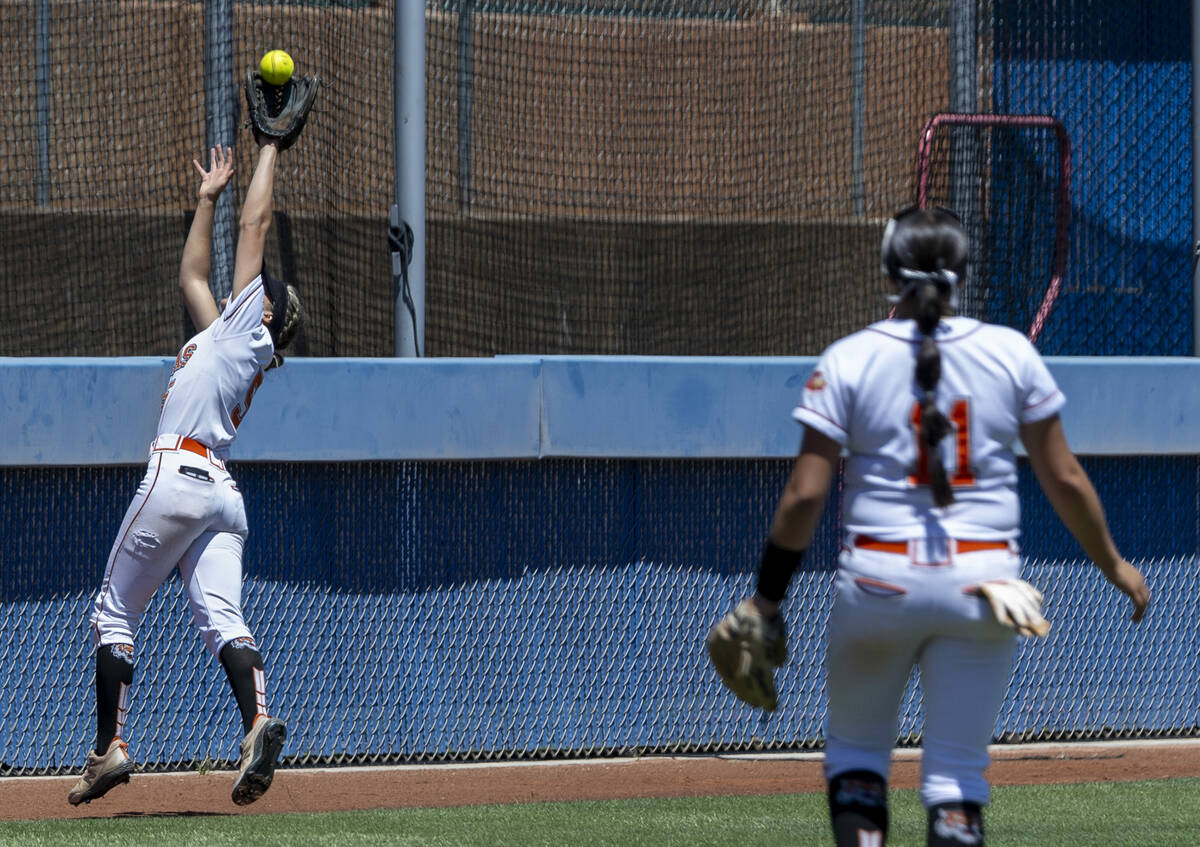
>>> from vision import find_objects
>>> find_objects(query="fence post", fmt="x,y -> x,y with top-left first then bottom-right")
35,0 -> 51,207
394,0 -> 426,357
203,0 -> 236,303
949,0 -> 982,315
851,0 -> 864,217
1192,0 -> 1200,353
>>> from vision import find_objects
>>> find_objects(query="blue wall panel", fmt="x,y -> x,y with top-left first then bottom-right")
8,357 -> 1200,464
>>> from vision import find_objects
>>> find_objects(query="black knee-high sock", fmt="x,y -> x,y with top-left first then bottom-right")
219,638 -> 267,734
95,644 -> 135,755
828,770 -> 888,847
927,802 -> 984,846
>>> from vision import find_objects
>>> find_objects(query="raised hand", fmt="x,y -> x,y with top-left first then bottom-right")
193,146 -> 235,202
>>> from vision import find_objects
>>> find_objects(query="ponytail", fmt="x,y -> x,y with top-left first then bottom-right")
881,206 -> 967,510
914,279 -> 954,507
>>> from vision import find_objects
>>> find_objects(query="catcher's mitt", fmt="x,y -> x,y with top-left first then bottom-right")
705,599 -> 788,711
244,70 -> 320,151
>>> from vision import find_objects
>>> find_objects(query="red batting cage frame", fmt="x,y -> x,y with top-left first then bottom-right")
913,113 -> 1072,343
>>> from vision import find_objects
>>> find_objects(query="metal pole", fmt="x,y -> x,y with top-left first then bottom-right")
35,0 -> 50,206
949,0 -> 978,213
203,0 -> 236,303
949,0 -> 980,314
851,0 -> 864,218
394,0 -> 426,357
1193,0 -> 1200,353
457,0 -> 475,214
949,0 -> 977,114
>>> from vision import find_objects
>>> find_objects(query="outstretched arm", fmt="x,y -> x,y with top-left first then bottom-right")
1021,414 -> 1149,621
179,146 -> 234,329
231,142 -> 279,300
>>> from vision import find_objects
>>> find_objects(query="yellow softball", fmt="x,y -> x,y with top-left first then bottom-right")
259,50 -> 294,86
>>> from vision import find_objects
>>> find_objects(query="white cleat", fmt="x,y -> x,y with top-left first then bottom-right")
67,739 -> 135,806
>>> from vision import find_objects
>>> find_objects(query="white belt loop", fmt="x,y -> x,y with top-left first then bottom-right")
150,433 -> 225,472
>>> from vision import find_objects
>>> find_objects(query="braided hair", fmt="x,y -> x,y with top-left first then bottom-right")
881,207 -> 969,507
266,284 -> 306,371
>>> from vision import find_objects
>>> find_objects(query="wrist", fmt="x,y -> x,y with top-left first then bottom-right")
755,539 -> 806,605
751,593 -> 781,619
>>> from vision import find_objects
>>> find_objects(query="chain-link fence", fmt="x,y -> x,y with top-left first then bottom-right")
3,456 -> 1198,773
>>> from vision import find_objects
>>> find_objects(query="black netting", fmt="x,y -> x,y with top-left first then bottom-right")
0,1 -> 394,357
0,2 -> 1189,357
917,116 -> 1067,340
425,2 -> 933,354
990,0 -> 1192,354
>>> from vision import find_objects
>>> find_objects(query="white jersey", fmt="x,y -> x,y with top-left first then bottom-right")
793,316 -> 1064,541
156,275 -> 274,458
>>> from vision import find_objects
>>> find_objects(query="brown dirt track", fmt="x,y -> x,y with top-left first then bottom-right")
4,740 -> 1199,822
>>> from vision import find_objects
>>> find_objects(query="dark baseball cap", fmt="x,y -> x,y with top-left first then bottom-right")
260,262 -> 288,342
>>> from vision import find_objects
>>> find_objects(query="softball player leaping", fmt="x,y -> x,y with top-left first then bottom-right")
68,138 -> 305,806
707,207 -> 1149,847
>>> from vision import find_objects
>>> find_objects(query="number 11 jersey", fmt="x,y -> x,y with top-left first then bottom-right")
793,316 -> 1064,541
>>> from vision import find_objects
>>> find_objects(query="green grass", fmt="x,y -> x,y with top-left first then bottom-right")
3,779 -> 1198,846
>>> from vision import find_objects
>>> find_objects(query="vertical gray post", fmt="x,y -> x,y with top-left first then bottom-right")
1193,0 -> 1200,353
457,0 -> 475,214
949,0 -> 977,114
851,0 -> 865,217
204,0 -> 236,302
949,0 -> 980,313
394,0 -> 426,357
35,0 -> 51,206
948,0 -> 978,214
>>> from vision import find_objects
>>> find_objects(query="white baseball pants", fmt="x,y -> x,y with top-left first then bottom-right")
822,537 -> 1020,808
89,435 -> 255,657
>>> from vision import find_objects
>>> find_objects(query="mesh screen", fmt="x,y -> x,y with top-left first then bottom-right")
990,0 -> 1192,354
0,1 -> 394,358
3,457 -> 1196,774
425,2 -> 940,355
0,1 -> 1189,357
917,116 -> 1067,341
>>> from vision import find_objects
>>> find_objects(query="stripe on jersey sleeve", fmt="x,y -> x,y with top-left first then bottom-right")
792,406 -> 850,444
217,276 -> 267,338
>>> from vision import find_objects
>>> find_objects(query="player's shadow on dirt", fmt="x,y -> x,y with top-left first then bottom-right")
109,811 -> 226,818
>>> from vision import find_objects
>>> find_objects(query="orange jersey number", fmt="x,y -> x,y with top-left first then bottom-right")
908,398 -> 976,487
231,370 -> 264,429
160,343 -> 198,408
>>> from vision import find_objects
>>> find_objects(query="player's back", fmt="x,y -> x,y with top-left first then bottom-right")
795,316 -> 1063,541
156,279 -> 275,456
